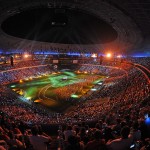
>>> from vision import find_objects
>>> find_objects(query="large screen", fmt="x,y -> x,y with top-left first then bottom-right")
53,60 -> 59,63
73,60 -> 78,64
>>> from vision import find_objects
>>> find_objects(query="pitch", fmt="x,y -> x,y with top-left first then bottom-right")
9,71 -> 105,112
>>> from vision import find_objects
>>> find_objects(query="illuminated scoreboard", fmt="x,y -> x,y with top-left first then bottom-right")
52,58 -> 78,65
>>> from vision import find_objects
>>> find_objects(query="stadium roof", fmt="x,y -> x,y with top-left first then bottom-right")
0,0 -> 150,56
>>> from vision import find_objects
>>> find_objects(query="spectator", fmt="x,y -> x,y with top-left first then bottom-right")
63,125 -> 76,141
28,126 -> 51,150
85,129 -> 107,150
65,135 -> 84,150
7,131 -> 25,149
106,126 -> 132,150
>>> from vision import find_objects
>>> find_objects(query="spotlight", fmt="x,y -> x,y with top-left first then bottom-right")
19,79 -> 23,83
26,97 -> 31,100
106,53 -> 111,58
117,55 -> 122,58
24,54 -> 29,58
91,53 -> 97,58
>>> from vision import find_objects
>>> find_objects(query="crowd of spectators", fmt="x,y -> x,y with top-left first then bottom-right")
0,57 -> 150,150
127,57 -> 150,69
0,60 -> 50,71
78,64 -> 126,77
0,65 -> 52,84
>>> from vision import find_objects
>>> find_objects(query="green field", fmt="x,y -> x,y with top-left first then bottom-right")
9,71 -> 105,112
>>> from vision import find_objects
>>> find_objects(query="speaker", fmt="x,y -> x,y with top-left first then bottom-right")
10,56 -> 14,66
99,55 -> 103,65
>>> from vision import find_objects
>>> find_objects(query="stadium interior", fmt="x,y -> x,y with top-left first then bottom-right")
0,0 -> 150,150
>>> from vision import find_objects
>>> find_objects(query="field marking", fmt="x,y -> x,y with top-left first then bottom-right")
38,84 -> 56,102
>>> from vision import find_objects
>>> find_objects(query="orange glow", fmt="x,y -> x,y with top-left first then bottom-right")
19,79 -> 23,83
19,89 -> 24,95
34,99 -> 42,103
106,53 -> 111,58
24,54 -> 29,58
29,77 -> 32,80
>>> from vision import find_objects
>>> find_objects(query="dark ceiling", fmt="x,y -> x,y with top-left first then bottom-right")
1,7 -> 117,44
109,0 -> 150,56
0,0 -> 150,55
110,0 -> 150,37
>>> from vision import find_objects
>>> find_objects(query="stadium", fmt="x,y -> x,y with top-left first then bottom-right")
0,0 -> 150,150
